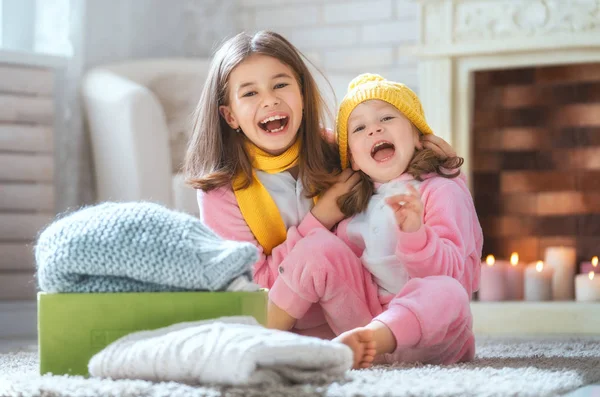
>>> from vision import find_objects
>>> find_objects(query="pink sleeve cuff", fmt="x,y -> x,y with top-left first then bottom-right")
297,211 -> 328,237
397,226 -> 428,253
268,277 -> 313,320
374,304 -> 422,350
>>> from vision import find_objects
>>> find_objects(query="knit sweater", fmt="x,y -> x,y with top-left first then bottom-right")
35,202 -> 258,293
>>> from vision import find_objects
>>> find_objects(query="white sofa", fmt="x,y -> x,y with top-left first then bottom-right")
82,58 -> 212,216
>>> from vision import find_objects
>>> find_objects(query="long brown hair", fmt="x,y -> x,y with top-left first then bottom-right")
185,31 -> 339,196
337,128 -> 464,217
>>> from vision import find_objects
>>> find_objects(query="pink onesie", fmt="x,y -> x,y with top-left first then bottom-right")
198,183 -> 339,339
198,173 -> 483,365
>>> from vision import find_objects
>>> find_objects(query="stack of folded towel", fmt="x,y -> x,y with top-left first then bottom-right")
89,316 -> 353,386
35,202 -> 259,293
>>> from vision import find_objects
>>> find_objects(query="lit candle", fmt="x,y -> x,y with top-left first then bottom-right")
544,246 -> 576,300
524,261 -> 554,301
479,255 -> 506,301
580,256 -> 599,274
505,252 -> 524,301
575,271 -> 600,302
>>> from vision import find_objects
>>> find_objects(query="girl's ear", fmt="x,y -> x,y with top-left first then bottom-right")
219,105 -> 238,129
414,129 -> 424,151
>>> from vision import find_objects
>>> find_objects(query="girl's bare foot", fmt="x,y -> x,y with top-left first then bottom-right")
334,327 -> 377,369
365,320 -> 397,355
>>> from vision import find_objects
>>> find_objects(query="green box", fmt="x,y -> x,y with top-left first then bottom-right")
37,290 -> 268,376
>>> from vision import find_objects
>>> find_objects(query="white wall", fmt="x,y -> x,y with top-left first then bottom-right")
234,0 -> 420,119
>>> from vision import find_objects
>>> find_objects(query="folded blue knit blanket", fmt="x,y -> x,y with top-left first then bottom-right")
35,202 -> 258,293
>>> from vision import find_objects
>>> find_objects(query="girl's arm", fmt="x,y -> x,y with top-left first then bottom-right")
197,187 -> 327,289
395,177 -> 483,295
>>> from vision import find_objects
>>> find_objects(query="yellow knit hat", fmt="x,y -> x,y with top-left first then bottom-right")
336,73 -> 434,169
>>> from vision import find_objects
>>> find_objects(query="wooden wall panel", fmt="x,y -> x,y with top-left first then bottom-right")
0,243 -> 35,271
0,183 -> 55,211
0,125 -> 54,153
0,63 -> 56,301
0,65 -> 54,96
0,153 -> 54,182
0,95 -> 54,124
0,214 -> 53,241
0,273 -> 37,300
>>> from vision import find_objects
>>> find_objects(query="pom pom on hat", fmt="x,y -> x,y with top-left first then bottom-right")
347,73 -> 386,91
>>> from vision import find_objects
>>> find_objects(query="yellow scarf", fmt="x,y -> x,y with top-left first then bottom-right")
233,139 -> 301,255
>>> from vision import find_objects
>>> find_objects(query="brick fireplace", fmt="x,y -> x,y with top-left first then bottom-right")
415,0 -> 600,267
472,63 -> 600,265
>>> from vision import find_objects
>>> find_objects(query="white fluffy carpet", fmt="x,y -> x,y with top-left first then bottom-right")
1,336 -> 599,397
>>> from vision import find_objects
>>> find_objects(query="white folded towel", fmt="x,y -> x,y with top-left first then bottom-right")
88,316 -> 352,386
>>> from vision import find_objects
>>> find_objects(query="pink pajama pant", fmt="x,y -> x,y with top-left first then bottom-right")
268,229 -> 475,365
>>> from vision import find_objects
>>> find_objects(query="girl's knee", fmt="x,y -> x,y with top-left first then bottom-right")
278,232 -> 364,301
292,230 -> 356,270
433,276 -> 468,298
432,277 -> 472,322
404,276 -> 471,314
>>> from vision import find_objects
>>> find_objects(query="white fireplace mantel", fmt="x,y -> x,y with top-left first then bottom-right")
415,0 -> 600,183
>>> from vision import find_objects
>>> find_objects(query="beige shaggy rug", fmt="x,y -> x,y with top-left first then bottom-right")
1,336 -> 599,397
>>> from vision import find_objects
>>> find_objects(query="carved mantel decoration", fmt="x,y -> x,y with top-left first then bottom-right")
420,0 -> 600,53
453,0 -> 600,40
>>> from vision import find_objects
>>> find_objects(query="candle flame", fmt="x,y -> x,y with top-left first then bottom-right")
590,271 -> 595,281
536,261 -> 544,272
510,252 -> 519,266
486,255 -> 495,266
593,256 -> 598,267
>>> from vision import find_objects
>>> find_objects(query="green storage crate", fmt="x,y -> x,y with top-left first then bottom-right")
38,290 -> 268,376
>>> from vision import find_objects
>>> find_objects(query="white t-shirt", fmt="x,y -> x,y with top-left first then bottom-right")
256,170 -> 313,230
346,179 -> 422,296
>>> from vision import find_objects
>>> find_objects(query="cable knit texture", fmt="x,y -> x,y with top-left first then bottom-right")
35,202 -> 258,293
88,316 -> 352,386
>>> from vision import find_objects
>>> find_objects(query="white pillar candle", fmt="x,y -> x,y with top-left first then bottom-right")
575,271 -> 600,302
544,246 -> 576,300
505,252 -> 524,301
479,255 -> 506,301
525,261 -> 554,301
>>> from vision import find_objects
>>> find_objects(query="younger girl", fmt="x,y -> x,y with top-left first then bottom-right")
267,74 -> 483,369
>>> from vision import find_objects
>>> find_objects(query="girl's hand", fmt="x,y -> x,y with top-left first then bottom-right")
311,168 -> 360,230
385,184 -> 424,233
419,135 -> 456,158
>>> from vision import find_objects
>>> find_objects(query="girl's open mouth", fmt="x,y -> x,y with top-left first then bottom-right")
258,115 -> 289,133
371,141 -> 395,162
